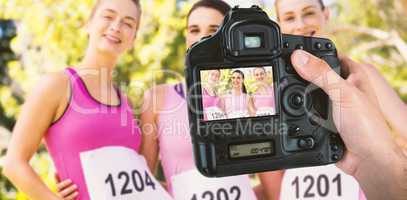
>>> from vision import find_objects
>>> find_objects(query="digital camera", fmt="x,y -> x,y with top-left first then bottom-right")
185,6 -> 345,177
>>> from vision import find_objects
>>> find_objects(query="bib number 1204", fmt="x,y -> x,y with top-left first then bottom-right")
105,169 -> 156,197
191,186 -> 241,200
292,173 -> 342,199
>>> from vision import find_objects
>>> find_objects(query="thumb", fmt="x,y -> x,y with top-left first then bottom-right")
291,50 -> 349,100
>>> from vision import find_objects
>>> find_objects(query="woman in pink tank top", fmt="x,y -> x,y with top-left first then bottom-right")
202,69 -> 226,120
140,1 -> 263,200
252,67 -> 276,117
223,70 -> 256,118
3,1 -> 171,200
259,1 -> 367,200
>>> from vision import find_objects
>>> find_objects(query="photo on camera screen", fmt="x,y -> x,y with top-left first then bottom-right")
200,66 -> 276,121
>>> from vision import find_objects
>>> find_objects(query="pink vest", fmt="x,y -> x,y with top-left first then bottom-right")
45,68 -> 141,200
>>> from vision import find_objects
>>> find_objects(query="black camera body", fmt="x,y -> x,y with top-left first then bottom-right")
185,6 -> 345,177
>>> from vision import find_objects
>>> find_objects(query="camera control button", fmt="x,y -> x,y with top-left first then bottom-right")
326,42 -> 333,49
283,42 -> 290,48
298,137 -> 315,149
288,125 -> 301,137
296,44 -> 304,50
331,154 -> 340,161
283,85 -> 307,116
290,93 -> 304,108
331,144 -> 339,152
315,42 -> 322,50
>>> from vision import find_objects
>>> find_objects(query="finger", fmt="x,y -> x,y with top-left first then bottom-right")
291,50 -> 349,100
57,179 -> 72,191
342,56 -> 396,127
64,191 -> 79,200
54,173 -> 61,182
337,53 -> 352,78
338,53 -> 358,74
59,184 -> 78,198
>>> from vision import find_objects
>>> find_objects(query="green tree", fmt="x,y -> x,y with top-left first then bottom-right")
329,0 -> 407,102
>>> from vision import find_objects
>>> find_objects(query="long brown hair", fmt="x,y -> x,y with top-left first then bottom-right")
231,70 -> 247,94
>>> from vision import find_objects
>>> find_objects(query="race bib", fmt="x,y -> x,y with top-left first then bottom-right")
281,164 -> 360,200
227,111 -> 249,119
80,146 -> 173,200
171,169 -> 257,200
255,107 -> 275,116
205,106 -> 226,120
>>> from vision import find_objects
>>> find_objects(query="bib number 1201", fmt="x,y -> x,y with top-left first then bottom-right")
292,173 -> 342,199
105,169 -> 156,197
191,186 -> 241,200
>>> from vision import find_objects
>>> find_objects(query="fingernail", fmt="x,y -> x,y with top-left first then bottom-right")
292,50 -> 310,68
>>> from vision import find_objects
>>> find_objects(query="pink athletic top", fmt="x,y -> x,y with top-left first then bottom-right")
223,91 -> 251,118
202,88 -> 222,120
252,86 -> 275,108
202,88 -> 220,108
45,68 -> 141,200
152,83 -> 194,194
152,83 -> 253,195
252,87 -> 275,116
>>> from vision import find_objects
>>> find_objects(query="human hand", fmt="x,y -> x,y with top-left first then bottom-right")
290,50 -> 407,200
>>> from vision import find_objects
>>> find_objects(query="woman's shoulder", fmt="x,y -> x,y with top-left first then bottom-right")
21,70 -> 70,115
142,83 -> 183,110
34,70 -> 70,98
145,83 -> 179,97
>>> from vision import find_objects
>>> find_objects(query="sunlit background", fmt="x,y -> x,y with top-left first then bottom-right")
0,0 -> 406,199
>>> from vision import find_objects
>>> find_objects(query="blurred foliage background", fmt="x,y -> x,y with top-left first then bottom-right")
0,0 -> 406,199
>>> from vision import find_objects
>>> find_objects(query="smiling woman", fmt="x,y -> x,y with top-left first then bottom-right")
2,0 -> 170,200
257,1 -> 368,200
275,0 -> 329,37
85,0 -> 141,57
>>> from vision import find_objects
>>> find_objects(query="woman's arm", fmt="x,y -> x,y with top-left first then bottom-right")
3,72 -> 69,200
139,87 -> 161,173
248,96 -> 256,116
258,170 -> 284,200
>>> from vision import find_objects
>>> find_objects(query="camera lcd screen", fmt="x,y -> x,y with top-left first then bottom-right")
244,34 -> 263,48
200,66 -> 276,121
229,142 -> 274,159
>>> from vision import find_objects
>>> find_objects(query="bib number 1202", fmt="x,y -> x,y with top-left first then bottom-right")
191,186 -> 241,200
292,174 -> 342,199
105,169 -> 156,197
